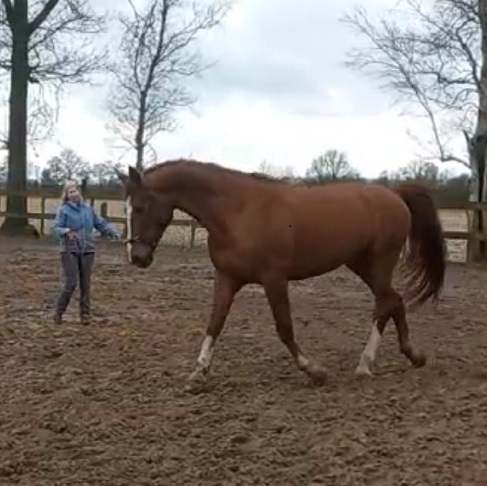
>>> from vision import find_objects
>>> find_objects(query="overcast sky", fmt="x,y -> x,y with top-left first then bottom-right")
0,0 -> 469,178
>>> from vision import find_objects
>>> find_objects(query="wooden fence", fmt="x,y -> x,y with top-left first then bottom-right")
0,188 -> 202,248
433,201 -> 487,262
1,189 -> 487,257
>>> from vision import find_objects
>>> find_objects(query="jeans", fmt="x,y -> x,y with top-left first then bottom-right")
56,252 -> 95,316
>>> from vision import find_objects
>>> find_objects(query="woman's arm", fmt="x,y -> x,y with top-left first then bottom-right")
52,206 -> 70,239
92,209 -> 120,239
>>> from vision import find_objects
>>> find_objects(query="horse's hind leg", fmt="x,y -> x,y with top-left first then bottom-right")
349,250 -> 426,376
187,271 -> 242,383
263,275 -> 327,385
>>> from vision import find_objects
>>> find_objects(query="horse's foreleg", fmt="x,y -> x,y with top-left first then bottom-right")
187,271 -> 241,383
263,276 -> 327,385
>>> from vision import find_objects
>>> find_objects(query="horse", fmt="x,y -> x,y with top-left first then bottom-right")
117,159 -> 446,386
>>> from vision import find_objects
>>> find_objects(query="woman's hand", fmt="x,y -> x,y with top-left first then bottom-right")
66,230 -> 78,240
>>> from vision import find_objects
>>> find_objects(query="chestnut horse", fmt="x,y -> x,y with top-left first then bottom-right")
118,159 -> 446,386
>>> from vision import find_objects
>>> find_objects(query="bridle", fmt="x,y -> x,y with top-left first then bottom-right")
122,236 -> 139,245
123,235 -> 158,251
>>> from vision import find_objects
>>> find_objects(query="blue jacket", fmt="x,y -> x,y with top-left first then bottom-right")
52,199 -> 119,253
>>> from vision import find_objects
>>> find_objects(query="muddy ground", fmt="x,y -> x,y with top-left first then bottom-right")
0,237 -> 486,486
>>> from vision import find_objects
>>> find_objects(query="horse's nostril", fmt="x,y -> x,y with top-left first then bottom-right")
131,253 -> 151,268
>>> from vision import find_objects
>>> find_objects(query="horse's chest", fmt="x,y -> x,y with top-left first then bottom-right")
207,235 -> 274,282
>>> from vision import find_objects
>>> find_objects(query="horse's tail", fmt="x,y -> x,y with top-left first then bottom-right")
394,182 -> 447,306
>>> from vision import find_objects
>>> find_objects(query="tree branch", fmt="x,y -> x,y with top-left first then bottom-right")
28,0 -> 59,35
0,0 -> 106,149
1,0 -> 12,27
107,0 -> 231,166
342,0 -> 481,170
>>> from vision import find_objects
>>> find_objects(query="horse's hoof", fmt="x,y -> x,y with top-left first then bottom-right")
185,382 -> 206,394
187,367 -> 208,383
307,364 -> 328,386
354,366 -> 373,378
185,373 -> 207,394
411,351 -> 427,368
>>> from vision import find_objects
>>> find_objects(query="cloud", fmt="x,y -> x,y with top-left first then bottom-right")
144,95 -> 431,178
1,0 -> 469,180
190,0 -> 394,117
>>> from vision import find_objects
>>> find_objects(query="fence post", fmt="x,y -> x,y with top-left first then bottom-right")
481,205 -> 487,256
190,219 -> 197,249
466,205 -> 485,262
100,201 -> 108,218
40,197 -> 46,236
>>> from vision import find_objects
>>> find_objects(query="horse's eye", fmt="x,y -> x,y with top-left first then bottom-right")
133,205 -> 144,214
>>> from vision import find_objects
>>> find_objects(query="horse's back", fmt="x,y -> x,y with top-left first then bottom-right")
214,179 -> 412,282
281,181 -> 411,278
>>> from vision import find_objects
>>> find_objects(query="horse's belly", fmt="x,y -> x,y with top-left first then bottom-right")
288,245 -> 361,279
288,216 -> 371,279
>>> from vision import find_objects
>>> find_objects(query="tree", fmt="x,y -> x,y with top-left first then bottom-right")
305,149 -> 360,181
40,167 -> 56,186
0,0 -> 106,235
342,0 -> 487,259
45,148 -> 90,184
106,0 -> 231,169
395,160 -> 440,183
257,160 -> 296,179
0,156 -> 6,186
91,160 -> 124,185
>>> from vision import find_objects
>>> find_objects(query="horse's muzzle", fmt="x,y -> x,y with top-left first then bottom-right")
131,252 -> 153,268
124,237 -> 155,268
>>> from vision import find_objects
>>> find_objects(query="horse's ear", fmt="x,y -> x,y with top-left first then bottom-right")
115,167 -> 128,185
128,166 -> 142,186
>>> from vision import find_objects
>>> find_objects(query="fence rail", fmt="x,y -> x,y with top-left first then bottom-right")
0,189 -> 202,248
1,189 -> 487,254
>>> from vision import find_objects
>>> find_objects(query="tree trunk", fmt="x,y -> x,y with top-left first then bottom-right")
134,95 -> 148,171
464,0 -> 487,261
0,0 -> 37,237
466,138 -> 487,261
135,141 -> 144,171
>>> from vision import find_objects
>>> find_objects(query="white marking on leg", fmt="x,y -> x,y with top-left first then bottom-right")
125,196 -> 133,263
355,323 -> 382,376
197,335 -> 214,370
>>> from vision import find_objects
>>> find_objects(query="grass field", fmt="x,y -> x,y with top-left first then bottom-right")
0,196 -> 469,262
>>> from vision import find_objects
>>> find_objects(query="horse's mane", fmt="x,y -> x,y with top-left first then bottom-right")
142,158 -> 316,187
142,158 -> 369,189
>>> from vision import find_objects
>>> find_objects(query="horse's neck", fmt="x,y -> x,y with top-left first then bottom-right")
175,191 -> 223,232
158,166 -> 231,234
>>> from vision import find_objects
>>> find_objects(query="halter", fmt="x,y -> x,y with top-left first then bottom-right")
123,236 -> 140,245
123,235 -> 158,251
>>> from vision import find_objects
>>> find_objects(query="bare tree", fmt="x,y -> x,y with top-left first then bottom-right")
394,160 -> 440,183
45,148 -> 90,183
342,0 -> 487,259
0,155 -> 6,184
257,160 -> 296,179
305,149 -> 360,181
107,0 -> 231,169
0,0 -> 106,235
91,160 -> 124,185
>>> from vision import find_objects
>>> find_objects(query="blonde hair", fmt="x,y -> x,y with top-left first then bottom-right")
61,180 -> 80,203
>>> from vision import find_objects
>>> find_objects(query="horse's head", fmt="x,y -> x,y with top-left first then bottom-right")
117,166 -> 174,268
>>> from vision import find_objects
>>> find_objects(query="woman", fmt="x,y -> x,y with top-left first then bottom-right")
52,180 -> 120,325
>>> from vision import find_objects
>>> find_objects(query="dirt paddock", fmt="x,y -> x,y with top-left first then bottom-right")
1,237 -> 487,485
